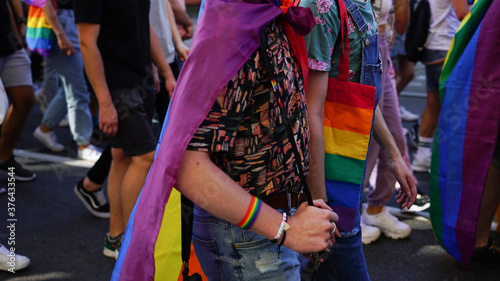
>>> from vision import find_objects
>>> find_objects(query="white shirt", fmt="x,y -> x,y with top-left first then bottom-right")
426,0 -> 460,51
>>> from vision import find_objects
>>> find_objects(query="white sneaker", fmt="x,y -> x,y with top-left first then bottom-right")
400,106 -> 419,122
361,221 -> 381,244
78,144 -> 102,162
0,244 -> 30,272
411,150 -> 431,173
34,88 -> 47,114
362,204 -> 411,239
58,115 -> 69,127
33,126 -> 65,152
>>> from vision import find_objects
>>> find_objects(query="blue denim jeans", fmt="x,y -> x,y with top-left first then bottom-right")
192,205 -> 301,281
41,9 -> 93,146
300,227 -> 369,281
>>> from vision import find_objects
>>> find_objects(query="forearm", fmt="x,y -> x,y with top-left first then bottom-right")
372,107 -> 400,160
394,0 -> 409,35
9,0 -> 24,20
41,1 -> 65,38
305,70 -> 329,201
176,150 -> 284,241
394,0 -> 410,35
6,0 -> 21,42
168,0 -> 193,26
79,40 -> 112,108
451,0 -> 469,21
150,23 -> 174,81
165,0 -> 185,52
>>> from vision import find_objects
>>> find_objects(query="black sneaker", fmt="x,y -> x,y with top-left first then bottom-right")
402,190 -> 430,213
74,179 -> 110,219
467,238 -> 500,270
0,156 -> 36,182
409,122 -> 420,150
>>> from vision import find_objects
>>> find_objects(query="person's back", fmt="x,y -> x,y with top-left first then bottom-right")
427,0 -> 461,51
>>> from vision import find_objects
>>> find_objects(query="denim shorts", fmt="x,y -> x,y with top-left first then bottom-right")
422,50 -> 448,92
192,205 -> 301,281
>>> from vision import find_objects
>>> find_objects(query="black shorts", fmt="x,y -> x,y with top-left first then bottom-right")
110,88 -> 156,157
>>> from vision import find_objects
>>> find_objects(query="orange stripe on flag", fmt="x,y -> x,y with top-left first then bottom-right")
324,102 -> 373,135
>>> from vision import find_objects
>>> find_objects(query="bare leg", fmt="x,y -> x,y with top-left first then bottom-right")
396,56 -> 415,94
0,86 -> 34,161
419,90 -> 441,138
121,151 -> 155,226
108,148 -> 130,237
476,164 -> 500,248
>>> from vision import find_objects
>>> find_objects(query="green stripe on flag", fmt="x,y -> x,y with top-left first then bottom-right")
325,153 -> 365,185
27,27 -> 56,40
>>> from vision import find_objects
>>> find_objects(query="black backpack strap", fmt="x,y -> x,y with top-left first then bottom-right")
258,30 -> 314,207
181,195 -> 202,281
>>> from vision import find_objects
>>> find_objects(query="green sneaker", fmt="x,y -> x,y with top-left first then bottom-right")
103,233 -> 122,259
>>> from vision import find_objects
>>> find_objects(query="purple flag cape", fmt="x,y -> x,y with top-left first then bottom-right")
111,0 -> 315,279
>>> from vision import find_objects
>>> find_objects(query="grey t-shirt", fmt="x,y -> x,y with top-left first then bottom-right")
150,0 -> 176,64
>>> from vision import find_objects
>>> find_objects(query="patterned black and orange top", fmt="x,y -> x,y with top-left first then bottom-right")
186,21 -> 310,197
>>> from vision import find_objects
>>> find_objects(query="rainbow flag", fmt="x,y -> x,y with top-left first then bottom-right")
26,5 -> 55,58
430,0 -> 500,266
22,0 -> 47,7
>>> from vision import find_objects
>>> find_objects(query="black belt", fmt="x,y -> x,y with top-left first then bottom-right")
261,193 -> 307,209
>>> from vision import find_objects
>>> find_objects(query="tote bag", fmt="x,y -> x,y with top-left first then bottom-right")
26,1 -> 56,58
324,0 -> 377,232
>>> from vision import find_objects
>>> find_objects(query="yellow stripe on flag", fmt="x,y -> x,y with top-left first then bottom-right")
27,16 -> 52,29
325,127 -> 370,160
154,189 -> 182,281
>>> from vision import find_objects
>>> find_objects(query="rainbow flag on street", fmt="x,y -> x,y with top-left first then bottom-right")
430,0 -> 500,266
26,4 -> 55,58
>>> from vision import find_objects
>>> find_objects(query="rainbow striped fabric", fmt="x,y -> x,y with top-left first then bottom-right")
26,5 -> 55,58
22,0 -> 47,7
324,77 -> 376,232
430,0 -> 500,266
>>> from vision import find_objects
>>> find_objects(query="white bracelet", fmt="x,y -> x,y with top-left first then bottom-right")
272,212 -> 287,243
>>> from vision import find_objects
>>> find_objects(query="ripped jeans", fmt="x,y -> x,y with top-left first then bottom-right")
192,205 -> 301,281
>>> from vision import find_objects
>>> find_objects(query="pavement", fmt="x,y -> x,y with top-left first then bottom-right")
1,6 -> 499,281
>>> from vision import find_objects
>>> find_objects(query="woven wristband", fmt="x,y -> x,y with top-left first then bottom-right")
236,196 -> 262,230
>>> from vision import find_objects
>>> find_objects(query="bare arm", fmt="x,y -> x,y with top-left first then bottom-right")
165,0 -> 189,61
42,1 -> 74,56
150,22 -> 176,97
77,23 -> 117,136
305,69 -> 330,202
168,0 -> 193,39
372,107 -> 417,208
176,150 -> 339,253
8,0 -> 26,38
5,0 -> 22,46
394,0 -> 409,35
451,0 -> 469,21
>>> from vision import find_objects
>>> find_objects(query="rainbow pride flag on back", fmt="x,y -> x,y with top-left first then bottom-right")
430,0 -> 500,266
26,4 -> 55,58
